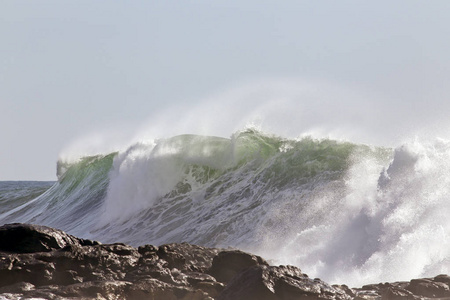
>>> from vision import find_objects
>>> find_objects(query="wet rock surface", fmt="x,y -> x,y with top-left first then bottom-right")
0,223 -> 449,299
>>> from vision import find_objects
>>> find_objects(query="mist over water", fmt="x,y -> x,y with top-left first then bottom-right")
60,78 -> 449,161
4,79 -> 450,287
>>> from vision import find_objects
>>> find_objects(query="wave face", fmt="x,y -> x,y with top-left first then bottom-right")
0,154 -> 115,238
4,129 -> 450,286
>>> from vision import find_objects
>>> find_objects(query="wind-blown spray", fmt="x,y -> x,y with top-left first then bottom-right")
3,80 -> 450,286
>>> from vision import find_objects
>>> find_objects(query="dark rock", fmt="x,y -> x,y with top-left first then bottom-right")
101,243 -> 138,256
138,244 -> 159,258
196,281 -> 224,298
0,282 -> 35,293
361,283 -> 381,291
53,269 -> 84,285
354,279 -> 450,300
209,250 -> 269,283
125,278 -> 211,300
185,271 -> 218,286
157,244 -> 187,270
433,274 -> 450,285
218,264 -> 350,300
185,271 -> 225,298
0,253 -> 56,286
58,280 -> 131,299
406,278 -> 450,298
333,284 -> 356,298
3,223 -> 450,300
353,290 -> 380,300
0,223 -> 88,253
381,287 -> 416,300
0,224 -> 224,299
157,242 -> 221,273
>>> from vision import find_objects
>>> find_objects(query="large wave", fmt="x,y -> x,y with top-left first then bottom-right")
4,128 -> 450,286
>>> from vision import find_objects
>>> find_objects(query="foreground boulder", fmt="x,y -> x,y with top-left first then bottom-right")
208,250 -> 269,283
1,223 -> 450,299
219,264 -> 350,300
0,223 -> 98,253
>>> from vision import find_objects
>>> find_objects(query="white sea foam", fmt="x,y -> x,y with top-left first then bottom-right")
87,133 -> 450,286
254,138 -> 450,286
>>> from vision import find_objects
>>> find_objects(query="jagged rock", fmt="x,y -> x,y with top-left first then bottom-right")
355,277 -> 450,300
381,286 -> 416,300
0,224 -> 223,299
406,278 -> 450,298
353,290 -> 380,300
218,264 -> 350,300
185,272 -> 225,297
0,282 -> 35,294
0,223 -> 98,253
333,284 -> 356,298
58,280 -> 131,299
158,242 -> 221,273
125,278 -> 212,300
138,244 -> 159,258
3,223 -> 450,300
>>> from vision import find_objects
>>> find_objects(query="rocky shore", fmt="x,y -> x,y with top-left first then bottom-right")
0,223 -> 449,299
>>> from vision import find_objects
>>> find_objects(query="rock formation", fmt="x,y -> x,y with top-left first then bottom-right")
0,223 -> 449,299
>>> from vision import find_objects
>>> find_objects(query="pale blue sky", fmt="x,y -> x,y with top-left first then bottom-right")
2,1 -> 450,180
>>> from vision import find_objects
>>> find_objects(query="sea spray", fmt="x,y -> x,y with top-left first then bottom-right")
101,135 -> 237,223
259,138 -> 450,286
5,130 -> 450,286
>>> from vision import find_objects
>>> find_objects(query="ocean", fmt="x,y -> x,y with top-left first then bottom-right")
2,128 -> 450,287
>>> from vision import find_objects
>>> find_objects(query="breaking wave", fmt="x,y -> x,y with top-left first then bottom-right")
3,129 -> 450,286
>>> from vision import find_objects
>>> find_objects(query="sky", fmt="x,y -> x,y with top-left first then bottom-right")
2,1 -> 450,180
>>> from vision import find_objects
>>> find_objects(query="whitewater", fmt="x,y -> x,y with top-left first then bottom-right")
3,80 -> 450,287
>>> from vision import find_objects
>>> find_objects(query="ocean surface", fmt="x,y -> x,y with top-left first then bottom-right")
2,129 -> 450,286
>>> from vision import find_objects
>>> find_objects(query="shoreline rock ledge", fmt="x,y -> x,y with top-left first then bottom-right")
0,224 -> 449,300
